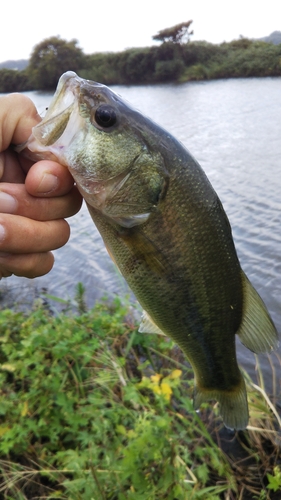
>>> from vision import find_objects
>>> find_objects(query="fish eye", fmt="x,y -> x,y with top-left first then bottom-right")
94,104 -> 117,128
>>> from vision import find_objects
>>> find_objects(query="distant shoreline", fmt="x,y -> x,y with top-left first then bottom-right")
1,34 -> 281,93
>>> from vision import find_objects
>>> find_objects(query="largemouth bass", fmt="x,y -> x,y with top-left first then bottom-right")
19,71 -> 278,429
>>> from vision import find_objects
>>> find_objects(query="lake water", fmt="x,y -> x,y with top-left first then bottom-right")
1,77 -> 281,391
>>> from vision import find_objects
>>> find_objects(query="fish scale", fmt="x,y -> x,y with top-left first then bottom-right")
18,71 -> 279,430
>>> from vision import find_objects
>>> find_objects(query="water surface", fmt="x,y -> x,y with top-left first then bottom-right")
1,77 -> 281,389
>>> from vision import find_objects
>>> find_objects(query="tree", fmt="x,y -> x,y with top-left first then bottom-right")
152,21 -> 193,45
0,68 -> 30,92
28,36 -> 84,89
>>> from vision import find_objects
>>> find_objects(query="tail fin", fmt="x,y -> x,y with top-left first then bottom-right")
193,373 -> 249,430
238,272 -> 279,354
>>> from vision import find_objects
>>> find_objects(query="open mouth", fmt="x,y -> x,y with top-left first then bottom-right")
32,72 -> 82,147
16,72 -> 85,162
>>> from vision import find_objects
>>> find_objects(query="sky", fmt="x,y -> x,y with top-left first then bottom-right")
1,0 -> 280,62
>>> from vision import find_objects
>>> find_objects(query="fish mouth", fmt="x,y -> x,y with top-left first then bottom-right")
32,71 -> 108,148
31,72 -> 82,148
17,71 -> 103,162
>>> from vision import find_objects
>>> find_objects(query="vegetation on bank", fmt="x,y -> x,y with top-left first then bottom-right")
0,28 -> 281,92
0,289 -> 281,499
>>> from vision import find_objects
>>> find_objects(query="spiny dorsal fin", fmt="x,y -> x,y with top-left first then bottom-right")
139,310 -> 166,336
237,272 -> 279,354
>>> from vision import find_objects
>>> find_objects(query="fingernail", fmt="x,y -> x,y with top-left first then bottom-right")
37,173 -> 59,194
0,224 -> 6,242
0,192 -> 18,213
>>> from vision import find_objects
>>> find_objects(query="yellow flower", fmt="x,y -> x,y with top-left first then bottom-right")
138,370 -> 182,403
169,369 -> 182,380
159,382 -> 173,401
150,373 -> 162,384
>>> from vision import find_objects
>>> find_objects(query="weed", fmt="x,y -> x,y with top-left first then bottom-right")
0,294 -> 280,499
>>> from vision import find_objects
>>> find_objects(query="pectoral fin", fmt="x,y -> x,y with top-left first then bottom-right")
119,229 -> 167,275
110,212 -> 151,228
237,272 -> 279,353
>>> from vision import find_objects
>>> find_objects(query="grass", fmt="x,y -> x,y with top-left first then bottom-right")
0,287 -> 280,499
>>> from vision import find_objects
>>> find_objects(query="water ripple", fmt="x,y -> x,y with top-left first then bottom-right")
1,77 -> 281,386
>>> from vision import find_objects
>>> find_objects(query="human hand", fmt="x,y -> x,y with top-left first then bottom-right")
0,93 -> 82,279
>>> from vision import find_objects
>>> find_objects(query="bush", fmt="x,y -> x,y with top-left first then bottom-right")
154,59 -> 185,81
0,69 -> 30,93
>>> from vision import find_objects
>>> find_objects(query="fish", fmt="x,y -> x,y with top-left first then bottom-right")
18,71 -> 278,430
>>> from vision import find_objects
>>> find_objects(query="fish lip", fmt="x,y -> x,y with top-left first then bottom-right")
43,71 -> 81,119
57,71 -> 107,103
27,72 -> 84,150
15,72 -> 84,158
